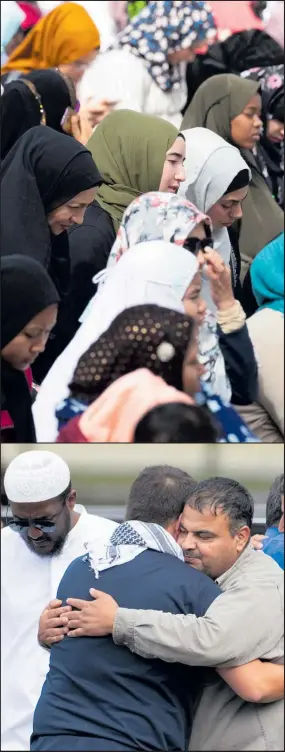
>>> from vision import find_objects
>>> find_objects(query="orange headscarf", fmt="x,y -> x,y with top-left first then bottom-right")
1,2 -> 100,75
76,369 -> 193,443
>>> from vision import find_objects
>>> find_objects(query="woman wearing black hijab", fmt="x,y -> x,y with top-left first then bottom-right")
1,125 -> 102,379
1,255 -> 59,443
1,68 -> 77,159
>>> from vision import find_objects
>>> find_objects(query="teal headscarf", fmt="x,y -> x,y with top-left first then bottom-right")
250,234 -> 284,314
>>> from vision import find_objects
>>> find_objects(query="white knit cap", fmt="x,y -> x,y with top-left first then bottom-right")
4,451 -> 71,503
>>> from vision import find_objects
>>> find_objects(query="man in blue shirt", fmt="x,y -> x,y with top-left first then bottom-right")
263,474 -> 284,569
31,465 -> 221,752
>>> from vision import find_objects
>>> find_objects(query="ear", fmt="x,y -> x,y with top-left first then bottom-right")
174,514 -> 182,539
67,490 -> 77,510
236,525 -> 251,552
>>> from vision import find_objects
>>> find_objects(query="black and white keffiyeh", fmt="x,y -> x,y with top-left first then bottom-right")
86,520 -> 184,578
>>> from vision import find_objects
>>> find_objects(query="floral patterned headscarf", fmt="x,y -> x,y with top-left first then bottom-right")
107,191 -> 211,269
241,65 -> 284,122
118,0 -> 217,92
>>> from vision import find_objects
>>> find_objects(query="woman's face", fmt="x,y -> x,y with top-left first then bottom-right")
208,186 -> 249,229
182,271 -> 207,325
230,94 -> 263,149
159,136 -> 186,193
59,49 -> 99,84
266,118 -> 284,144
182,334 -> 205,397
47,187 -> 98,235
1,305 -> 58,371
168,40 -> 202,65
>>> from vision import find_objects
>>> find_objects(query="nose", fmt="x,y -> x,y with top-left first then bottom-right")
253,114 -> 262,128
28,526 -> 44,539
181,533 -> 196,551
196,251 -> 205,268
72,208 -> 86,225
30,335 -> 47,355
198,298 -> 207,315
233,203 -> 243,220
176,165 -> 186,183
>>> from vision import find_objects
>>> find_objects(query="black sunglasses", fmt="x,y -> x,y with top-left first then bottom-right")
183,223 -> 213,255
6,499 -> 66,534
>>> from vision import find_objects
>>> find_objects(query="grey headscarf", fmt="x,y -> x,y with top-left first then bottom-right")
182,74 -> 284,269
179,127 -> 251,310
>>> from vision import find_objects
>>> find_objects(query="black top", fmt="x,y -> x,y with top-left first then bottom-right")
31,550 -> 220,752
31,201 -> 116,383
67,201 -> 116,333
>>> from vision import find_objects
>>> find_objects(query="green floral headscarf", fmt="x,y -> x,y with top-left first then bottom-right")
87,110 -> 178,232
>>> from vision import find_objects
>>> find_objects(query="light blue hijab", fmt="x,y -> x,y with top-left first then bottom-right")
250,234 -> 284,314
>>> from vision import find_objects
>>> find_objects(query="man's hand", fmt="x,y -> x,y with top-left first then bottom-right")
66,589 -> 119,638
38,599 -> 72,647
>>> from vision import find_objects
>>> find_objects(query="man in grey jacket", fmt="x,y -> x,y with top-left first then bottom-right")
73,477 -> 284,751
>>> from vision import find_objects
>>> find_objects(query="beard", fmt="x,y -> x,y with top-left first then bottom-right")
23,508 -> 72,558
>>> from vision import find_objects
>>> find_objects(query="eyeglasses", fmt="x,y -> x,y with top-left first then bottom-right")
183,236 -> 213,254
6,500 -> 66,534
184,223 -> 213,255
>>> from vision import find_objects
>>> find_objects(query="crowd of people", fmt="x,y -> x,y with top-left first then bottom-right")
1,449 -> 284,750
0,0 -> 284,443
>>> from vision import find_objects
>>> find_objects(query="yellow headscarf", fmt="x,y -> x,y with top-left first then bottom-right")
1,2 -> 100,75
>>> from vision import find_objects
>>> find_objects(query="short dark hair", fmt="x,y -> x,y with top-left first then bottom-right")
185,477 -> 254,535
126,465 -> 197,527
266,474 -> 284,528
134,403 -> 219,443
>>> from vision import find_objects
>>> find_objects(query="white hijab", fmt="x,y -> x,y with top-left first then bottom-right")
179,127 -> 251,311
33,241 -> 198,441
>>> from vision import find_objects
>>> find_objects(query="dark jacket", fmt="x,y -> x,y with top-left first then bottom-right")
67,201 -> 116,329
31,550 -> 220,752
221,227 -> 258,405
218,324 -> 258,406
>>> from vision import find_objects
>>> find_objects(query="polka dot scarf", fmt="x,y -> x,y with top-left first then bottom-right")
68,303 -> 195,402
118,0 -> 217,92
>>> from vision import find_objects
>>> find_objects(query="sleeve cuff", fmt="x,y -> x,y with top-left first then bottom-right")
113,608 -> 137,650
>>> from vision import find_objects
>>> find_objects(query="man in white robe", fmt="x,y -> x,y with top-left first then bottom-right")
1,449 -> 117,752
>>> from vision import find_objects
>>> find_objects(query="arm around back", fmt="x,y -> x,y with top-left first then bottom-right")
113,581 -> 283,668
217,660 -> 284,703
